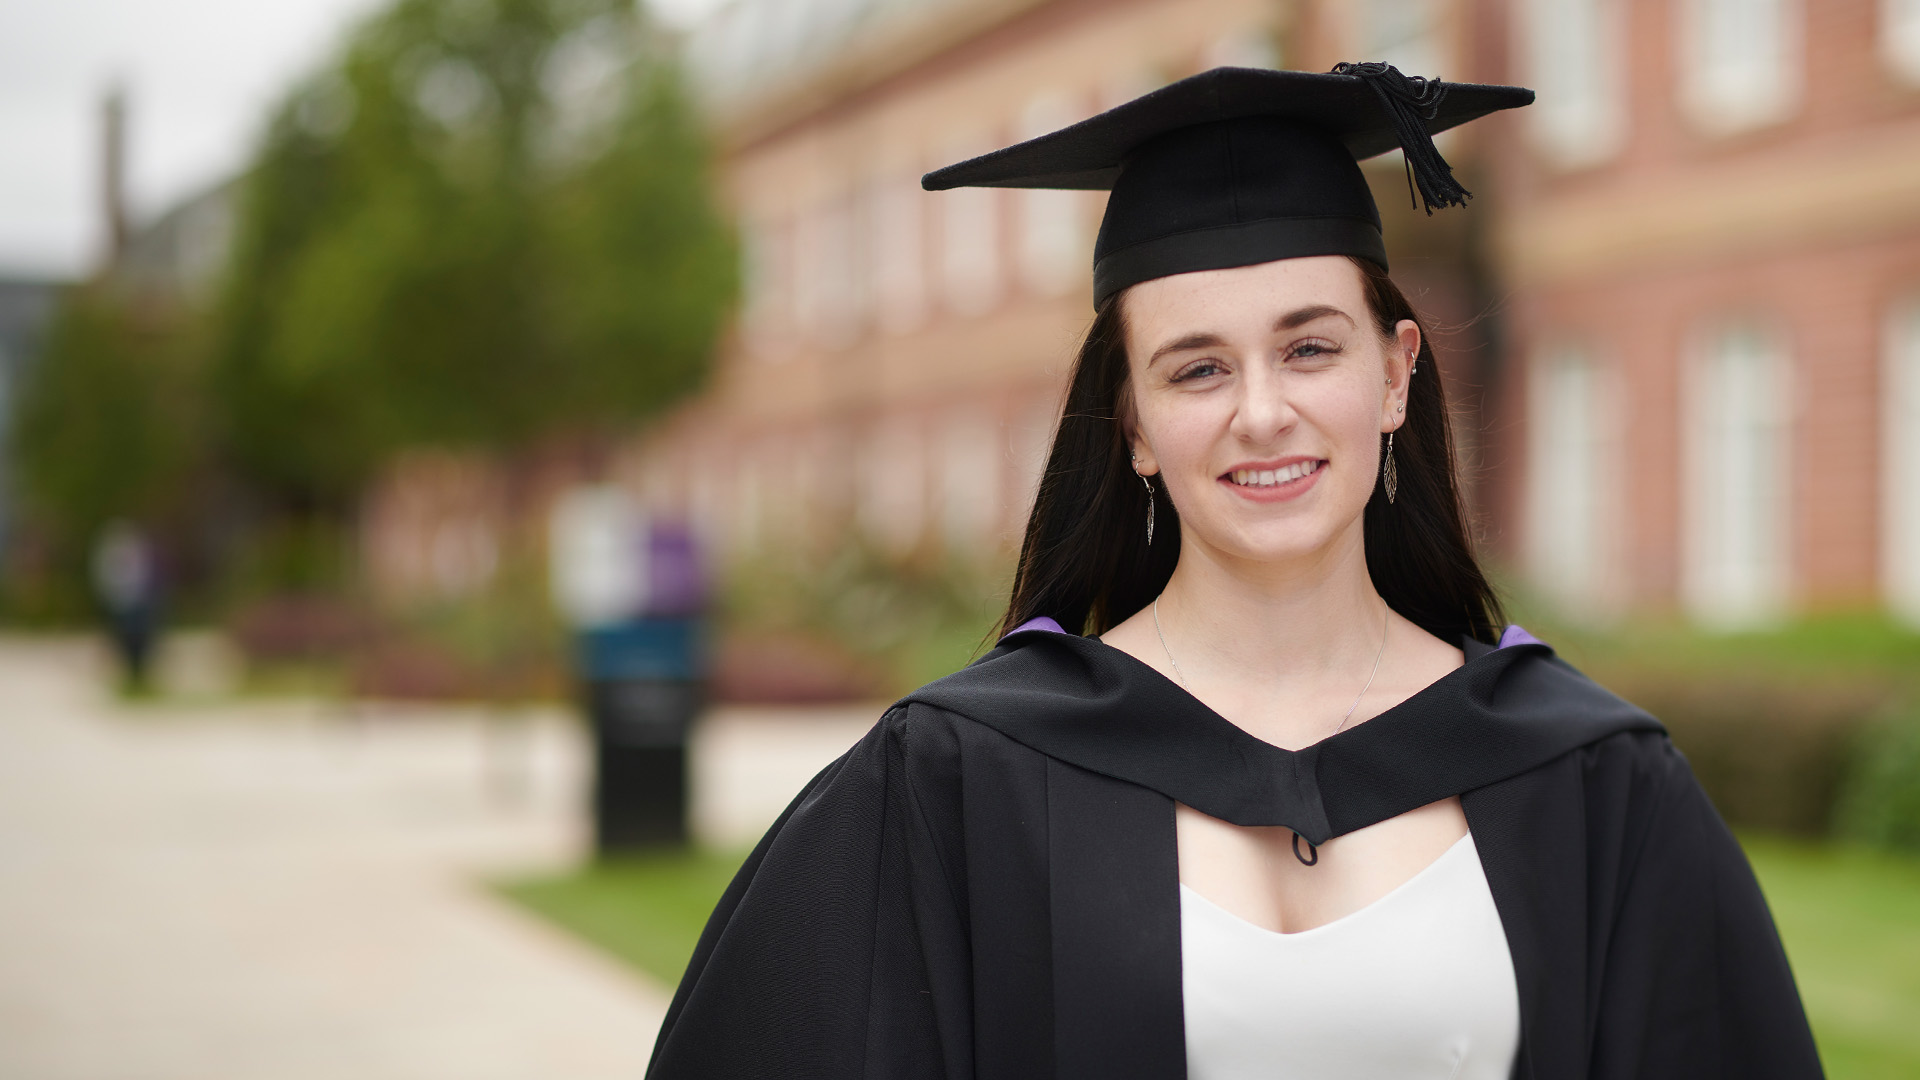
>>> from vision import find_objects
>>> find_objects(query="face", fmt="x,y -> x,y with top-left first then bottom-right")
1122,256 -> 1417,570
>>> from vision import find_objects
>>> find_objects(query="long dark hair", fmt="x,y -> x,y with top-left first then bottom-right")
999,257 -> 1504,644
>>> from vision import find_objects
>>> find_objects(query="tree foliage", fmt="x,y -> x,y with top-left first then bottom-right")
212,0 -> 735,509
9,288 -> 200,572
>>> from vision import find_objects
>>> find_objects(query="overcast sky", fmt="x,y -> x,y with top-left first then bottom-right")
0,0 -> 721,280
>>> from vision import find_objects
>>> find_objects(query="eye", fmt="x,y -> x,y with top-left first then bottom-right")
1287,339 -> 1342,363
1170,358 -> 1226,382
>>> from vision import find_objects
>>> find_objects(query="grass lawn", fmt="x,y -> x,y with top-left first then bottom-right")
498,847 -> 750,989
1743,835 -> 1920,1079
501,834 -> 1920,1076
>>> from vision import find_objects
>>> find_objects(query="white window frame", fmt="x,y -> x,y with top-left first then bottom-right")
1355,0 -> 1450,79
1682,318 -> 1793,627
869,170 -> 928,334
739,214 -> 787,358
938,134 -> 1002,317
859,420 -> 928,556
1203,27 -> 1280,70
1676,0 -> 1803,136
1883,0 -> 1920,83
940,411 -> 1001,550
1884,297 -> 1920,625
1016,94 -> 1087,299
1525,342 -> 1624,616
814,193 -> 862,348
1520,0 -> 1628,168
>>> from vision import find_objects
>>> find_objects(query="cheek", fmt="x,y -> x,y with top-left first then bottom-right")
1329,393 -> 1387,446
1298,372 -> 1388,446
1136,395 -> 1225,473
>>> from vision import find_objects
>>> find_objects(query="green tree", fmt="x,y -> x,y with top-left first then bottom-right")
8,287 -> 200,610
211,0 -> 735,513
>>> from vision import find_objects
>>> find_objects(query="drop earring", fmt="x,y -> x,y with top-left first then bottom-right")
1131,450 -> 1156,545
1141,473 -> 1156,545
1383,432 -> 1399,504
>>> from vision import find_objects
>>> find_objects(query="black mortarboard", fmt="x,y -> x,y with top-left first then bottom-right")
922,64 -> 1533,307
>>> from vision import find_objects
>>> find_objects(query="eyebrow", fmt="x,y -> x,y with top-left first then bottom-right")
1145,304 -> 1357,367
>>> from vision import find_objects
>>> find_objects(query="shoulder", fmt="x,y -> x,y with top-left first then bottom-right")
1554,723 -> 1738,885
833,696 -> 1047,799
1571,724 -> 1694,797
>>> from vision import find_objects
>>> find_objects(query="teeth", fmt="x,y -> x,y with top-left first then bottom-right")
1230,461 -> 1320,487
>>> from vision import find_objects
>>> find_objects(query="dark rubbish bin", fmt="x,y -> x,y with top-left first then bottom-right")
580,617 -> 703,851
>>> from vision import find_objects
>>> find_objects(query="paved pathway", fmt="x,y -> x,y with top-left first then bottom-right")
0,636 -> 877,1079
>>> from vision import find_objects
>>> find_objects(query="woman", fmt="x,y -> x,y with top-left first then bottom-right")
648,65 -> 1823,1079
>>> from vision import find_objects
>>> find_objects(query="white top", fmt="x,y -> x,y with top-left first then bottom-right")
1180,833 -> 1521,1080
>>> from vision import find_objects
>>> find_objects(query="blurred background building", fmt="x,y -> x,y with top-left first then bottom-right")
623,0 -> 1920,634
638,0 -> 1509,570
6,0 -> 1920,676
1497,0 -> 1920,630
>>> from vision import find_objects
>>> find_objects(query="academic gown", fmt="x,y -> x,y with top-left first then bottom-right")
646,626 -> 1824,1080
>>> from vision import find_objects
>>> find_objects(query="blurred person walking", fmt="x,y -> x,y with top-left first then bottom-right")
91,519 -> 159,691
647,66 -> 1823,1080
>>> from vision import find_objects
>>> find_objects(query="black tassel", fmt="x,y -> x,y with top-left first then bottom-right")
1332,61 -> 1472,215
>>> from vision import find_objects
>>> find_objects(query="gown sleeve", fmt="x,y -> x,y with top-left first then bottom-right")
645,707 -> 972,1080
1587,739 -> 1825,1079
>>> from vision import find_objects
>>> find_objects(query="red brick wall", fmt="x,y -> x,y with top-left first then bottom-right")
1489,0 -> 1920,615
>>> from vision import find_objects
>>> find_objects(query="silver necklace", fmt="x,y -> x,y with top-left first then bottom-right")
1151,596 -> 1390,737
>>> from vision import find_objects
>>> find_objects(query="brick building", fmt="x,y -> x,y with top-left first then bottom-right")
642,0 -> 1920,629
638,0 -> 1516,562
1498,0 -> 1920,626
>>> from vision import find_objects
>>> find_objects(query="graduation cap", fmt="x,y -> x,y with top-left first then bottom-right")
923,64 -> 1534,307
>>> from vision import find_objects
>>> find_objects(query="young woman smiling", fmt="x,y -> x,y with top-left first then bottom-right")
1102,254 -> 1479,944
648,66 -> 1824,1080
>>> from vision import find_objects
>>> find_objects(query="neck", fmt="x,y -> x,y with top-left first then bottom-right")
1154,522 -> 1386,692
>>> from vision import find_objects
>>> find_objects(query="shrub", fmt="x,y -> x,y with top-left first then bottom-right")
1834,704 -> 1920,854
1615,675 -> 1883,836
1527,610 -> 1920,837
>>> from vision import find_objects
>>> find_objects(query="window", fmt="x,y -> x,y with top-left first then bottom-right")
815,194 -> 863,347
732,455 -> 765,554
1357,0 -> 1448,78
1526,343 -> 1622,614
939,135 -> 1002,315
1682,320 -> 1792,626
1009,397 -> 1057,537
1677,0 -> 1802,135
791,205 -> 826,340
1883,0 -> 1920,84
940,412 -> 1001,549
860,420 -> 927,556
1017,95 -> 1087,298
870,171 -> 927,334
1885,298 -> 1920,625
1101,67 -> 1165,111
739,215 -> 787,357
1203,28 -> 1279,70
1521,0 -> 1627,167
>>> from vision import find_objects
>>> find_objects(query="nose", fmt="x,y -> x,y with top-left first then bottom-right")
1229,357 -> 1298,446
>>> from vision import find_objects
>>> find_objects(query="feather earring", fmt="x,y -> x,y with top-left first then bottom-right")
1141,473 -> 1156,545
1383,432 -> 1399,504
1131,450 -> 1156,545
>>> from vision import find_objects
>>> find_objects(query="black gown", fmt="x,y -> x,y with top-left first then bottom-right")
646,627 -> 1825,1079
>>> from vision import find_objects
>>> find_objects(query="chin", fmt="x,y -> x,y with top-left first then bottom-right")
1211,521 -> 1347,565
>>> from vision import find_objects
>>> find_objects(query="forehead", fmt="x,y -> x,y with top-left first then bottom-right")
1122,255 -> 1367,349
